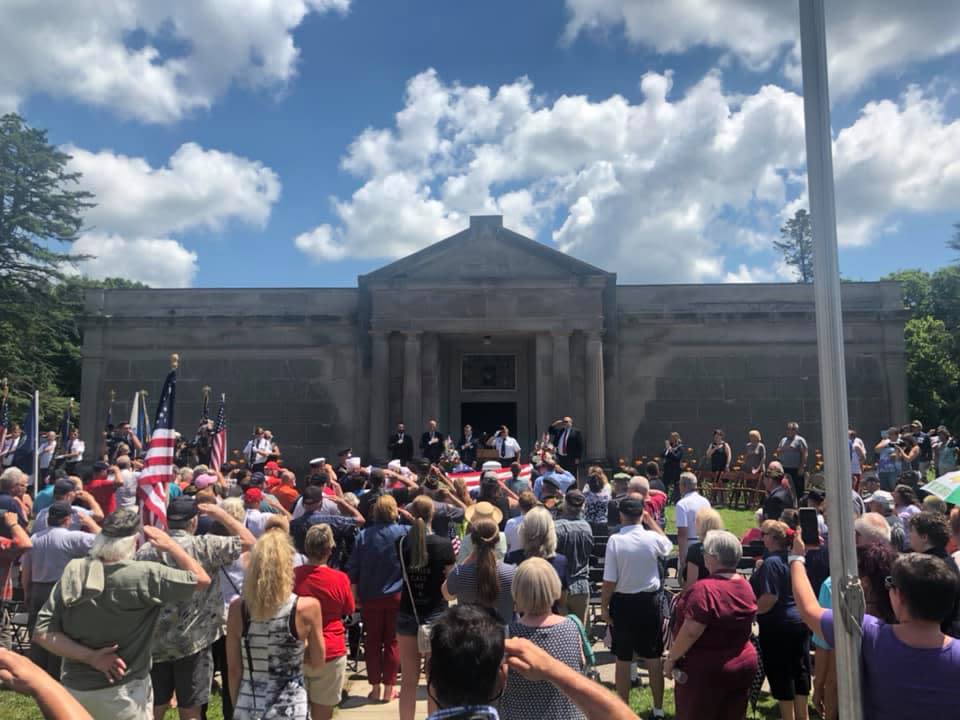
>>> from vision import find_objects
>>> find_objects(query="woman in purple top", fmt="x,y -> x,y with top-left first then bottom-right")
790,537 -> 960,720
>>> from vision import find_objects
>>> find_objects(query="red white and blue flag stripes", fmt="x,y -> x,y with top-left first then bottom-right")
138,369 -> 177,528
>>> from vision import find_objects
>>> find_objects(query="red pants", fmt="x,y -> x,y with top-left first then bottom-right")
362,593 -> 401,686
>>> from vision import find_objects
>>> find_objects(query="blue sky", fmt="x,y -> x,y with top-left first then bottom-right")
6,0 -> 960,287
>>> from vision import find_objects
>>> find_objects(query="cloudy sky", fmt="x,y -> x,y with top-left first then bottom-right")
5,0 -> 960,287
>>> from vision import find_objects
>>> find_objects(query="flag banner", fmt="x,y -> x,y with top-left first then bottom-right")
210,394 -> 227,470
138,370 -> 176,528
448,464 -> 533,490
128,391 -> 140,436
200,388 -> 210,425
12,394 -> 38,474
138,393 -> 151,446
0,393 -> 8,456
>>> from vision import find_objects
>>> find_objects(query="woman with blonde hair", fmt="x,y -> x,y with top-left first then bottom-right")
501,557 -> 585,720
397,495 -> 455,720
744,430 -> 766,481
346,494 -> 408,703
683,507 -> 725,587
504,505 -> 569,604
227,528 -> 324,720
294,524 -> 354,720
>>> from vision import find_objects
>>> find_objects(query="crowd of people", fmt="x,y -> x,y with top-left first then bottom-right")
0,416 -> 957,720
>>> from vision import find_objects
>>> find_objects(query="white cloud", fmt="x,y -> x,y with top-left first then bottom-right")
562,1 -> 960,96
67,143 -> 281,237
724,259 -> 796,284
295,68 -> 806,282
65,142 -> 281,286
71,233 -> 198,288
0,0 -> 349,123
299,68 -> 960,281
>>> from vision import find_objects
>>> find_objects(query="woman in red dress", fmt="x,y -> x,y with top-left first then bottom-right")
664,529 -> 759,720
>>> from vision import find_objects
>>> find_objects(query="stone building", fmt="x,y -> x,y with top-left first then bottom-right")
79,215 -> 908,467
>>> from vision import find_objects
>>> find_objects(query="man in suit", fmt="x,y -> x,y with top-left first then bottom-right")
421,419 -> 444,463
388,422 -> 414,464
550,416 -> 584,479
457,424 -> 478,468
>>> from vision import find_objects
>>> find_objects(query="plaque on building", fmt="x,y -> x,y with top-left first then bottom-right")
461,354 -> 516,391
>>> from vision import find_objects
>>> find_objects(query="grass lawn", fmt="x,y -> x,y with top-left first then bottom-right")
0,689 -> 225,719
628,685 -> 782,718
664,504 -> 758,541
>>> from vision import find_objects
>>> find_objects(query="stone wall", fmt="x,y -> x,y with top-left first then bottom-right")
609,281 -> 908,464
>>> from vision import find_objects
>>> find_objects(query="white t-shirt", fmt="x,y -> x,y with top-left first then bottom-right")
675,491 -> 712,540
244,509 -> 270,537
67,439 -> 85,459
114,469 -> 139,509
849,437 -> 866,474
39,441 -> 57,469
504,514 -> 523,554
602,524 -> 673,593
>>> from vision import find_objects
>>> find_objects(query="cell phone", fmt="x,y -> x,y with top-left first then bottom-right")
799,507 -> 820,546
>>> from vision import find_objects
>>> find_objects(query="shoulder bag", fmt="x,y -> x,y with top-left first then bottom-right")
399,535 -> 433,654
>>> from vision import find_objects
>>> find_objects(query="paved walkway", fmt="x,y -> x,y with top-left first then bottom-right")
335,642 -> 661,719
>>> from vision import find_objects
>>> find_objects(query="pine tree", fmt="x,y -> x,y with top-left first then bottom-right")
774,208 -> 814,283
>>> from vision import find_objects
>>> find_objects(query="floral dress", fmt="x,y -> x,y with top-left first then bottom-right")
234,594 -> 308,719
584,486 -> 611,524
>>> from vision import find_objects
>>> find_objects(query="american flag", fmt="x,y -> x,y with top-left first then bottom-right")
138,369 -> 177,528
449,464 -> 533,490
210,394 -> 227,470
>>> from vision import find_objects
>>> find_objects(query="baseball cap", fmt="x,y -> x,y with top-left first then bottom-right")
244,487 -> 263,504
250,472 -> 266,487
612,472 -> 632,483
337,447 -> 352,457
53,478 -> 76,498
193,473 -> 216,490
101,509 -> 141,538
805,488 -> 825,503
865,490 -> 894,509
167,497 -> 199,522
47,501 -> 73,524
565,488 -> 586,508
618,497 -> 645,517
92,461 -> 109,472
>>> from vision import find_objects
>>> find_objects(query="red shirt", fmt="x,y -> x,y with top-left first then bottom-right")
293,564 -> 355,660
644,490 -> 668,525
86,476 -> 117,515
273,485 -> 300,513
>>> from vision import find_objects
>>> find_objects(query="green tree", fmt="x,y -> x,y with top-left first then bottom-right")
883,269 -> 933,315
774,208 -> 814,283
904,316 -> 960,428
948,221 -> 960,257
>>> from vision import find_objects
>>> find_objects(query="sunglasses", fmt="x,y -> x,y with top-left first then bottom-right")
884,576 -> 897,590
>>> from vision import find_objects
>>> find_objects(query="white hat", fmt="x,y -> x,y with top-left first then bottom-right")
309,457 -> 326,466
346,457 -> 361,470
387,459 -> 402,472
481,460 -> 502,473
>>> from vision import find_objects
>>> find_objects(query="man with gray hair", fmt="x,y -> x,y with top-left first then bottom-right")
554,488 -> 593,624
136,497 -> 254,720
855,512 -> 893,547
675,472 -> 711,582
34,509 -> 211,720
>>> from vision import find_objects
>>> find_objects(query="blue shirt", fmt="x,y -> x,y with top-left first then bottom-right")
33,485 -> 55,514
533,469 -> 576,499
347,522 -> 410,601
32,505 -> 92,534
750,551 -> 802,627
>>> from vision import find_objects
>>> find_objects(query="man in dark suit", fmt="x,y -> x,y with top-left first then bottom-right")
550,416 -> 584,478
421,419 -> 444,463
388,422 -> 414,464
457,424 -> 478,468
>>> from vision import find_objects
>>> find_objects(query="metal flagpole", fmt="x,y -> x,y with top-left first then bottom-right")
798,2 -> 864,719
32,390 -> 39,497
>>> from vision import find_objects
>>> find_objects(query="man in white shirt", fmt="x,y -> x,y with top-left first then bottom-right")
504,490 -> 537,554
38,432 -> 57,475
62,429 -> 84,474
0,424 -> 22,467
675,471 -> 712,582
600,495 -> 672,714
489,425 -> 521,467
849,428 -> 867,492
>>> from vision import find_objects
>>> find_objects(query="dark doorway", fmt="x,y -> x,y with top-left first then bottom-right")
461,402 -> 517,443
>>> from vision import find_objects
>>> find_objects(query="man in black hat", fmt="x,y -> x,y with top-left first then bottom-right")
32,477 -> 104,533
23,501 -> 99,678
554,488 -> 593,624
34,509 -> 211,719
291,486 -> 365,569
601,495 -> 672,713
135,499 -> 255,720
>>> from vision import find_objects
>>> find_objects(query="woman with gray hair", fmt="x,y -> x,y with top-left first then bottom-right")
504,506 -> 569,601
664,530 -> 759,720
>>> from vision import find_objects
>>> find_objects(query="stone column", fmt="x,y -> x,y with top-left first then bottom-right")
403,331 -> 422,432
368,331 -> 390,462
422,333 -> 440,429
79,325 -> 105,462
552,330 -> 571,419
535,333 -> 552,437
585,330 -> 606,461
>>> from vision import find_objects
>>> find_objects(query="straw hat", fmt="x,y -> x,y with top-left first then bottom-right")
464,500 -> 503,527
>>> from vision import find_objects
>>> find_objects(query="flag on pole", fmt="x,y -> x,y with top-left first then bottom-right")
0,390 -> 8,455
138,368 -> 177,529
138,393 -> 152,445
210,394 -> 227,470
12,392 -> 38,475
128,391 -> 140,435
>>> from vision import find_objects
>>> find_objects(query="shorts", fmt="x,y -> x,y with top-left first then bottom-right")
304,654 -> 347,706
609,591 -> 663,661
759,622 -> 811,701
69,675 -> 153,720
150,646 -> 213,708
396,608 -> 446,637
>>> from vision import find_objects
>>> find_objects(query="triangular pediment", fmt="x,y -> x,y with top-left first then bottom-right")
360,216 -> 612,288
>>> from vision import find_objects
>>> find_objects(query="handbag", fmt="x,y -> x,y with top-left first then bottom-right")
399,535 -> 432,654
